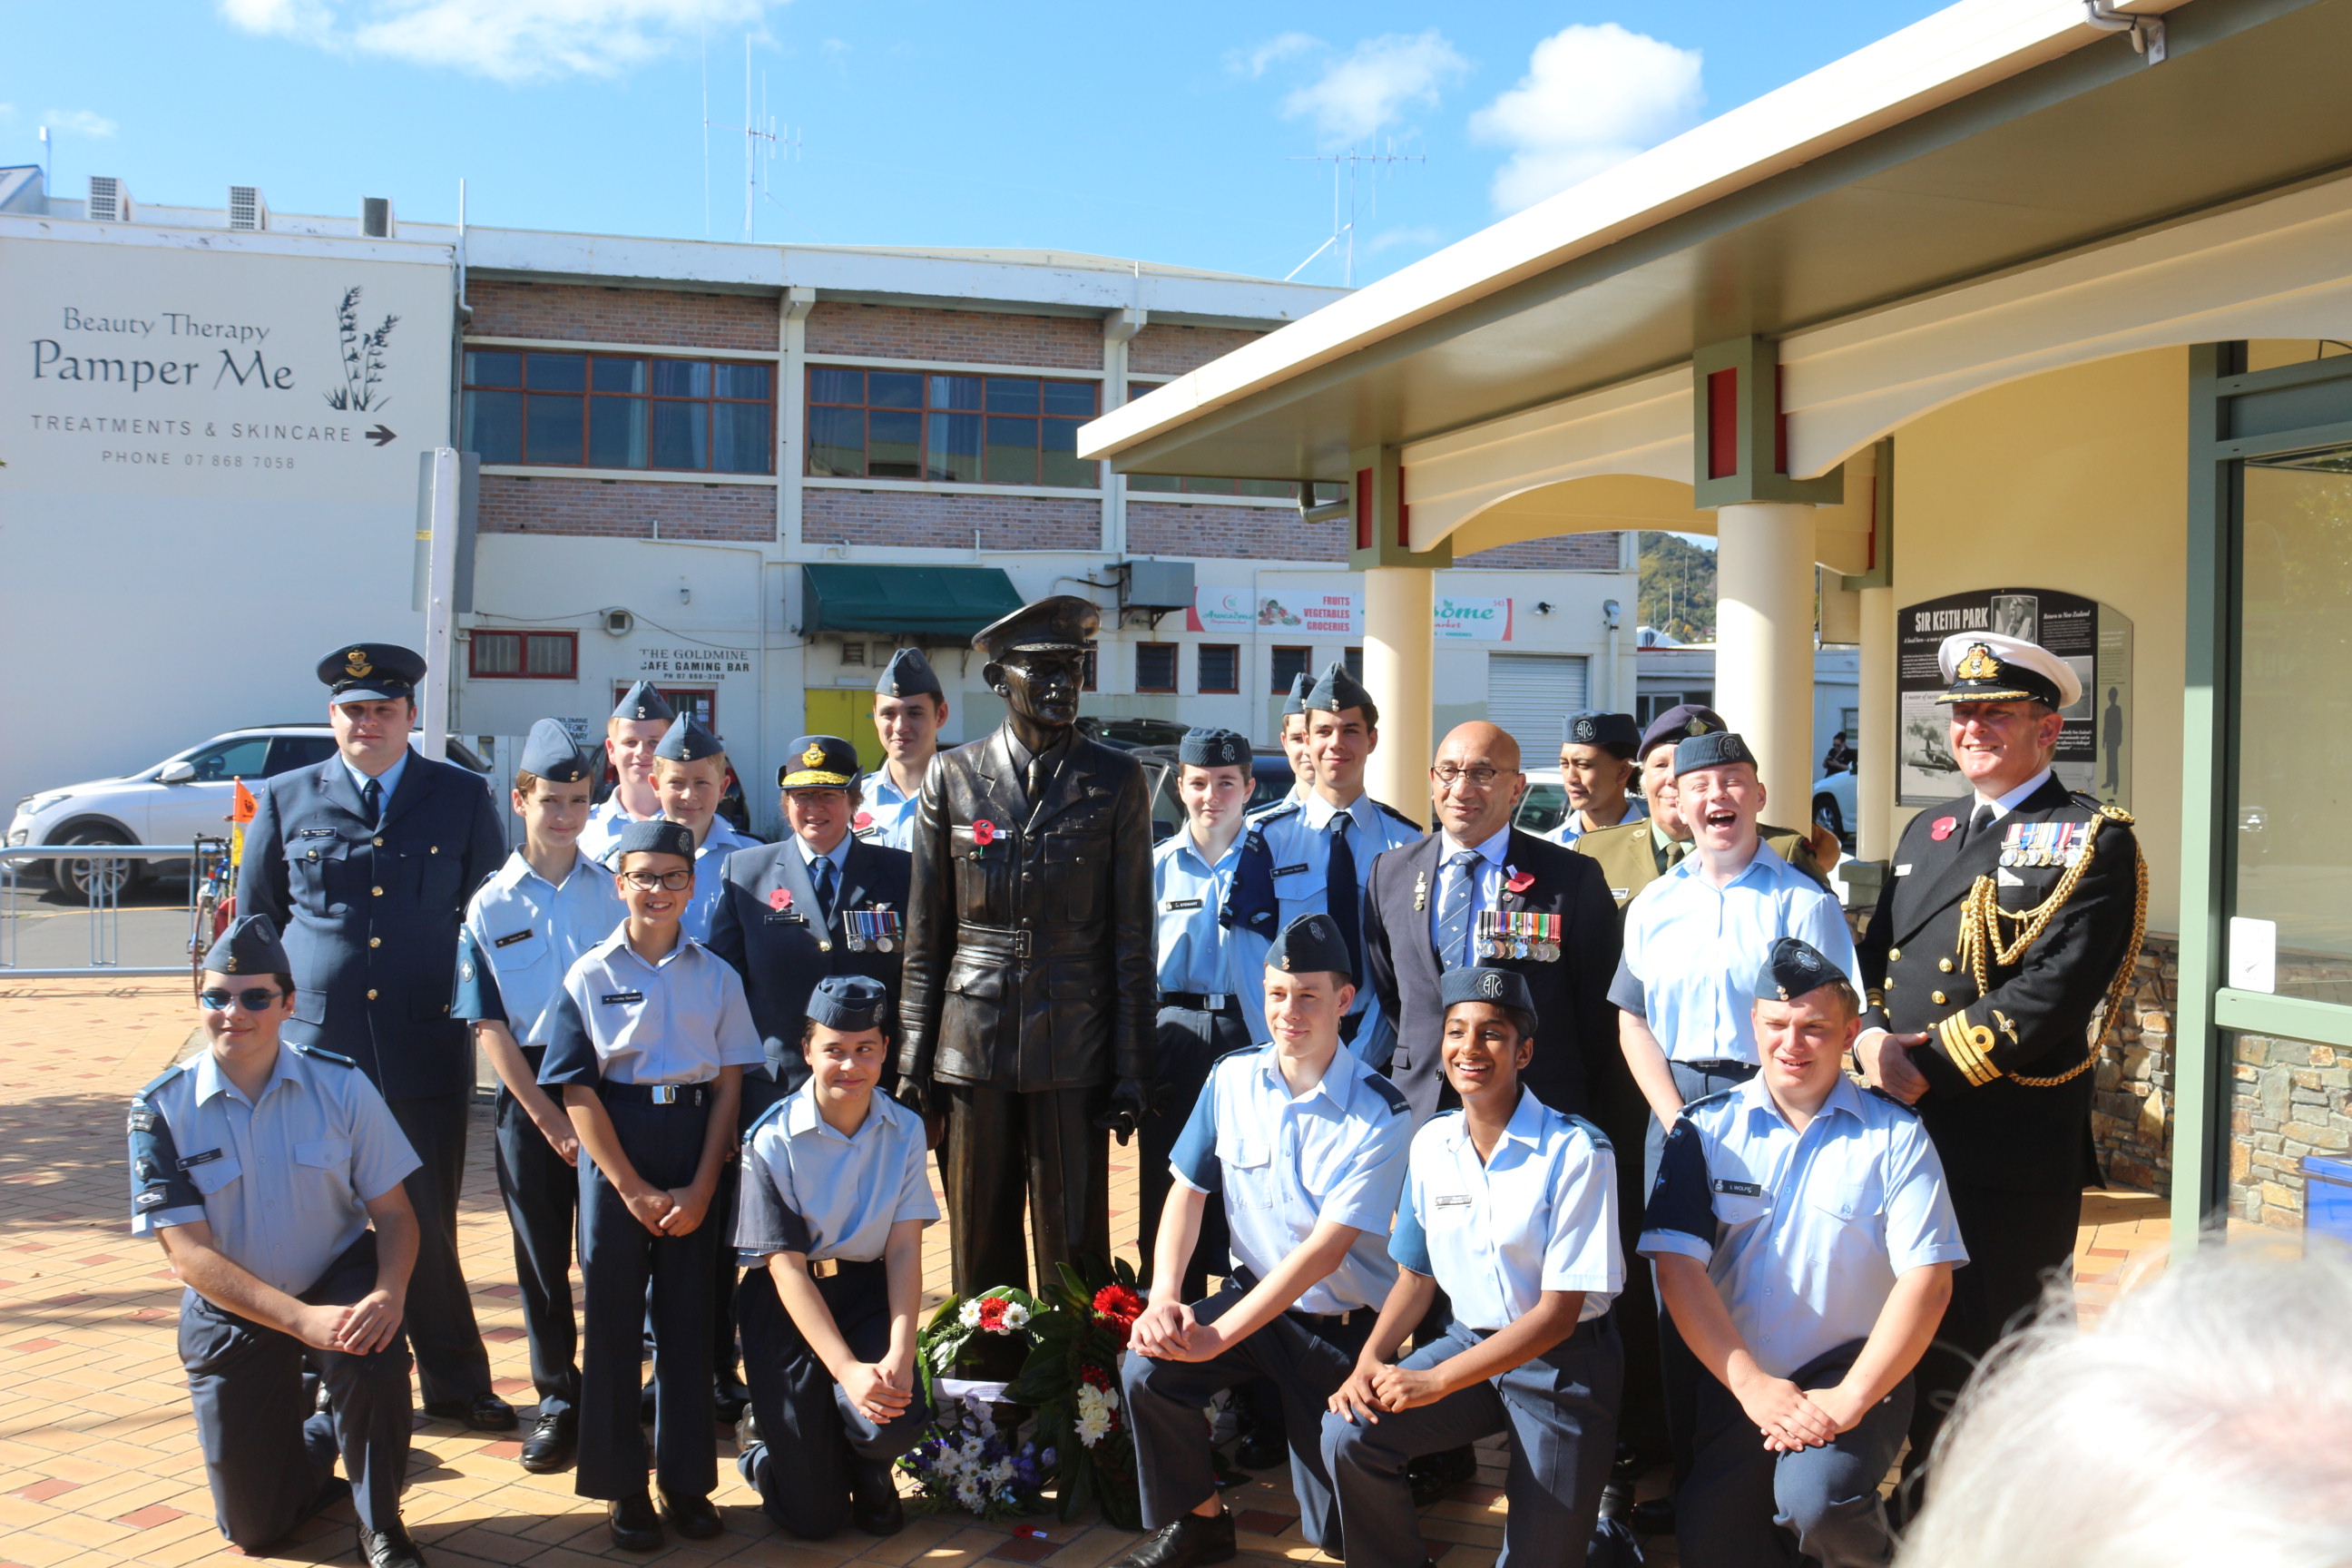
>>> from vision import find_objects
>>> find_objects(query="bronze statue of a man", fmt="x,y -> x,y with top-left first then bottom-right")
897,595 -> 1154,1309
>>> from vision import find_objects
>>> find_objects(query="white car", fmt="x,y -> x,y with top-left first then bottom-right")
8,725 -> 490,889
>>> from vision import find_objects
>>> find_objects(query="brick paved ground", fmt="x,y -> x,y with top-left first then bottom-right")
0,980 -> 2174,1568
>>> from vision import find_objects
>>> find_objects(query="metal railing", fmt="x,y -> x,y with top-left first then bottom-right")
0,840 -> 230,983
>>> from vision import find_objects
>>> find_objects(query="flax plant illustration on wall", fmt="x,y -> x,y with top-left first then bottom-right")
325,286 -> 399,411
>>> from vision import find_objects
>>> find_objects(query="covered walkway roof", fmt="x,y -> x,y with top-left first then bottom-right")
1080,0 -> 2352,484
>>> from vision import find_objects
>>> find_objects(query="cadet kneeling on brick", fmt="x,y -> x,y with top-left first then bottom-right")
131,916 -> 427,1568
733,974 -> 936,1540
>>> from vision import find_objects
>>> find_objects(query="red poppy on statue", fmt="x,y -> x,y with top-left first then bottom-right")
1504,866 -> 1535,895
1930,817 -> 1958,842
973,820 -> 998,846
769,887 -> 791,911
853,810 -> 873,831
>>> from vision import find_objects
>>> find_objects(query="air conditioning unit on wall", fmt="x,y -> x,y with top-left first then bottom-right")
87,175 -> 130,223
228,186 -> 267,230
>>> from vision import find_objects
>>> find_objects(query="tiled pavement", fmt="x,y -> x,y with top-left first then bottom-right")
0,980 -> 2176,1568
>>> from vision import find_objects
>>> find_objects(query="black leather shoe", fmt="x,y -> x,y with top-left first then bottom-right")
421,1392 -> 516,1432
608,1492 -> 662,1552
1406,1444 -> 1478,1507
713,1373 -> 752,1423
518,1411 -> 575,1473
850,1457 -> 904,1536
1105,1512 -> 1237,1568
658,1488 -> 723,1540
1234,1426 -> 1286,1469
359,1522 -> 427,1568
1628,1496 -> 1676,1536
735,1404 -> 761,1450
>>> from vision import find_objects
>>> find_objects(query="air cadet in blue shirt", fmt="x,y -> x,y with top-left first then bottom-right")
1251,662 -> 1424,1063
1641,938 -> 1966,1568
645,712 -> 762,943
856,648 -> 949,852
733,975 -> 937,1540
1109,913 -> 1414,1568
538,819 -> 765,1552
1325,966 -> 1625,1568
1252,672 -> 1316,819
236,642 -> 514,1433
132,916 -> 427,1568
577,682 -> 677,866
450,720 -> 627,1475
1546,710 -> 1649,848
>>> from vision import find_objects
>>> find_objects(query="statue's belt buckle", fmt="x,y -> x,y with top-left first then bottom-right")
1012,929 -> 1033,961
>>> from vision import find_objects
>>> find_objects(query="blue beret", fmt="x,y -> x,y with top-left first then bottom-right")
808,974 -> 890,1034
1280,672 -> 1314,717
875,647 -> 945,701
202,914 -> 290,977
1304,661 -> 1377,723
1672,729 -> 1758,778
517,718 -> 594,783
612,681 -> 676,723
1754,936 -> 1847,1003
1639,703 -> 1727,759
612,818 -> 696,864
653,713 -> 724,764
1178,727 -> 1250,769
974,594 -> 1098,659
780,735 -> 859,789
1266,911 -> 1353,982
317,642 -> 424,702
1563,710 -> 1641,750
1438,965 -> 1535,1016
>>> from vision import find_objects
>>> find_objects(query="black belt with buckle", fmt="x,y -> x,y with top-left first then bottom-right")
1163,991 -> 1240,1013
600,1082 -> 710,1107
808,1256 -> 886,1282
1230,1265 -> 1362,1329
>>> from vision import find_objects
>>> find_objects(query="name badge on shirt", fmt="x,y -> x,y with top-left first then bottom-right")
1163,897 -> 1203,913
1710,1179 -> 1764,1197
1432,1193 -> 1474,1210
177,1148 -> 225,1171
493,928 -> 535,948
764,910 -> 807,926
297,827 -> 337,838
1273,864 -> 1309,878
601,991 -> 645,1006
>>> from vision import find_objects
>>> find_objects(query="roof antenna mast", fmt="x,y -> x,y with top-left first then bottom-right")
1285,140 -> 1423,288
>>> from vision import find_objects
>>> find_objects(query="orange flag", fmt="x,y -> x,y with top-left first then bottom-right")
230,779 -> 258,825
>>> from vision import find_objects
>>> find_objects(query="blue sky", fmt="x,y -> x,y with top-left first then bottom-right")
3,1 -> 1947,288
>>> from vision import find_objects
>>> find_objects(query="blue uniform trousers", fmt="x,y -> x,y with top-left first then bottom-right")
493,1063 -> 578,1421
1677,1339 -> 1910,1568
736,1258 -> 934,1538
180,1233 -> 411,1551
1648,1059 -> 1759,1500
1124,1277 -> 1373,1550
1138,1004 -> 1244,1300
387,1091 -> 495,1405
577,1086 -> 720,1500
1322,1315 -> 1620,1568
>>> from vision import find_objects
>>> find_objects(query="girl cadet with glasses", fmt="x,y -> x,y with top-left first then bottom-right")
537,818 -> 764,1552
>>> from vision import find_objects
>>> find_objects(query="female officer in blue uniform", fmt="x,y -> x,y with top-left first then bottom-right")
1323,965 -> 1623,1568
538,818 -> 764,1552
132,916 -> 426,1568
733,975 -> 937,1540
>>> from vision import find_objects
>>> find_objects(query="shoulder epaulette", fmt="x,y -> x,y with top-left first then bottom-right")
1361,1073 -> 1410,1117
1253,800 -> 1302,825
1209,1044 -> 1262,1070
1862,1085 -> 1922,1117
1679,1085 -> 1740,1115
134,1062 -> 188,1102
1564,1112 -> 1614,1152
2095,800 -> 2136,827
1375,800 -> 1422,830
741,1095 -> 791,1140
291,1044 -> 358,1068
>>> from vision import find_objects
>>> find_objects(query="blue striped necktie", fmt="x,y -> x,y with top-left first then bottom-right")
1436,848 -> 1480,971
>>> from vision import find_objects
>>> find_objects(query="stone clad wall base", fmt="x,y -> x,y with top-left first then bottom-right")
2230,950 -> 2352,1230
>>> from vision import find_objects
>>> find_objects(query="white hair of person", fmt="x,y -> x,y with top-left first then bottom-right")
1898,1240 -> 2352,1568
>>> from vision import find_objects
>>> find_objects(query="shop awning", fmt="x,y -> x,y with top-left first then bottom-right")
800,564 -> 1026,641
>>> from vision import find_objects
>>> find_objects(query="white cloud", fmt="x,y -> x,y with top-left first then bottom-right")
44,109 -> 119,138
1367,224 -> 1439,255
1229,31 -> 1321,79
1282,31 -> 1468,144
1469,23 -> 1702,212
216,0 -> 778,85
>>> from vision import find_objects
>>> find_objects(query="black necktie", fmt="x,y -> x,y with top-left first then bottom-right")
1962,800 -> 1994,848
1327,814 -> 1362,985
814,855 -> 838,921
360,777 -> 382,826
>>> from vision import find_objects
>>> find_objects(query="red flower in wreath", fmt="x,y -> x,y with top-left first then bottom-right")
1079,1363 -> 1114,1391
975,1296 -> 1012,1332
1093,1283 -> 1145,1342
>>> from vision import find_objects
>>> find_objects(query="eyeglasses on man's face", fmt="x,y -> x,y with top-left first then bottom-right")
199,987 -> 286,1013
1429,764 -> 1504,790
621,868 -> 695,892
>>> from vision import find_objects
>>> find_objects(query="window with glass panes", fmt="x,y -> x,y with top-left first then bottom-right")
462,349 -> 773,474
1270,646 -> 1313,693
808,368 -> 1098,486
1135,644 -> 1179,692
469,630 -> 577,680
1199,644 -> 1240,693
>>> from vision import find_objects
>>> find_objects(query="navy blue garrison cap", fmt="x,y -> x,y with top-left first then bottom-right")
203,914 -> 290,977
875,647 -> 945,701
1439,965 -> 1535,1015
1267,912 -> 1354,982
808,974 -> 891,1034
1672,730 -> 1758,779
318,642 -> 424,702
518,719 -> 594,784
1639,703 -> 1727,759
653,713 -> 724,764
612,818 -> 696,864
1754,937 -> 1846,1003
1304,660 -> 1377,725
1563,710 -> 1642,750
1280,672 -> 1314,718
779,735 -> 859,789
612,681 -> 677,724
1179,726 -> 1250,769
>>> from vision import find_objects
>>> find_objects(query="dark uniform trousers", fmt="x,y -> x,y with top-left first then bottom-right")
386,1092 -> 495,1406
1679,1340 -> 1909,1568
180,1233 -> 411,1551
1123,1274 -> 1375,1552
1138,1002 -> 1244,1299
1649,1059 -> 1761,1497
736,1258 -> 935,1538
493,1048 -> 578,1420
577,1086 -> 720,1501
1323,1315 -> 1622,1568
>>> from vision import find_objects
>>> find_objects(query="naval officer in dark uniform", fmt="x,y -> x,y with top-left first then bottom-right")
1853,632 -> 2145,1494
238,642 -> 515,1431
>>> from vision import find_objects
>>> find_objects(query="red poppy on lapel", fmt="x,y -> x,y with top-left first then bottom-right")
853,810 -> 873,831
974,819 -> 998,846
1930,817 -> 1957,841
769,887 -> 791,911
1504,866 -> 1535,895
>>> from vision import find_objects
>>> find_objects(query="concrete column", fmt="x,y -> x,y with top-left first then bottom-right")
1362,564 -> 1434,812
1101,309 -> 1145,555
1857,583 -> 1896,861
779,286 -> 817,553
1713,502 -> 1818,825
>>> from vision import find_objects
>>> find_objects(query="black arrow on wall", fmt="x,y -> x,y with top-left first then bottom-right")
366,425 -> 397,447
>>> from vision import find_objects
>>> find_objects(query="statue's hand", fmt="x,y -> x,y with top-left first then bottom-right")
1094,1077 -> 1150,1145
